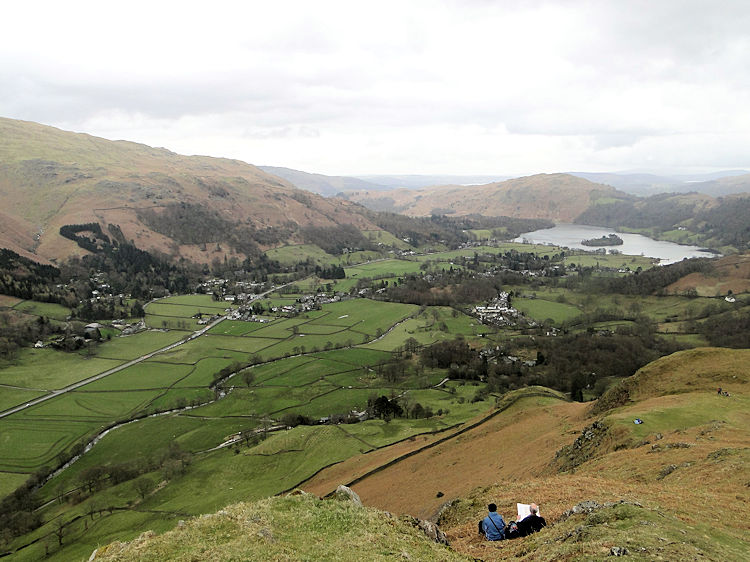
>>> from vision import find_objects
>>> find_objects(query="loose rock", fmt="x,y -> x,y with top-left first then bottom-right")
332,484 -> 363,507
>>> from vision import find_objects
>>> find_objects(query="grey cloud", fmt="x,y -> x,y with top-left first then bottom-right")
1,1 -> 749,174
590,133 -> 643,150
241,125 -> 320,139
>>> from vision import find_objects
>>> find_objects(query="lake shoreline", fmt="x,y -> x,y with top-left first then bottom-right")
514,223 -> 719,264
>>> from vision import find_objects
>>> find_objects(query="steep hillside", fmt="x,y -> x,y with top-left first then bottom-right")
574,191 -> 750,252
343,173 -> 621,220
0,118 -> 377,264
666,253 -> 750,296
84,348 -> 749,561
574,191 -> 716,232
302,387 -> 576,520
308,348 -> 750,560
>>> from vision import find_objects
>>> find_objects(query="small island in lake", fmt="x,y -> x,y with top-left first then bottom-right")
581,233 -> 624,246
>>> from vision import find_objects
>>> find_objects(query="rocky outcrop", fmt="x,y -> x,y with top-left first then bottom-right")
560,499 -> 643,521
329,484 -> 449,546
553,420 -> 611,471
400,515 -> 449,546
331,484 -> 363,507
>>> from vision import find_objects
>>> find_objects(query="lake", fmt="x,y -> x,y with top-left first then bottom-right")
514,223 -> 717,264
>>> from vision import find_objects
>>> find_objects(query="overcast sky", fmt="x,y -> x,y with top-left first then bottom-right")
2,0 -> 749,176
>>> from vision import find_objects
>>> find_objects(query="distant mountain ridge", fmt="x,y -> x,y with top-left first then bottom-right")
259,166 -> 388,196
354,174 -> 513,190
4,117 -> 749,264
258,168 -> 514,196
341,173 -> 621,221
261,166 -> 750,199
0,118 -> 378,264
342,172 -> 750,251
569,170 -> 750,196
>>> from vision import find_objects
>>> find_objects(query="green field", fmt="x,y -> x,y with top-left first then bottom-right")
465,227 -> 510,240
0,278 -> 520,562
145,337 -> 251,365
171,357 -> 241,387
1,223 -> 745,561
91,330 -> 186,360
144,295 -> 233,331
0,298 -> 425,481
258,357 -> 355,387
362,229 -> 413,249
0,472 -> 27,499
15,389 -> 162,423
418,243 -> 563,261
502,285 -> 719,328
142,294 -> 236,331
0,417 -> 101,472
467,229 -> 493,239
331,250 -> 385,266
0,350 -> 123,390
513,297 -> 581,324
141,313 -> 196,329
310,347 -> 391,366
0,387 -> 46,411
207,320 -> 269,336
12,300 -> 72,321
563,252 -> 656,269
154,294 -> 231,308
1,291 -> 501,560
146,387 -> 213,411
42,413 -> 258,495
145,301 -> 226,318
343,259 -> 426,286
264,244 -> 333,265
364,306 -> 488,351
81,362 -> 194,391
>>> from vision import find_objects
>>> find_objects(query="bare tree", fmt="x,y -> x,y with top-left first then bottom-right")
133,477 -> 154,499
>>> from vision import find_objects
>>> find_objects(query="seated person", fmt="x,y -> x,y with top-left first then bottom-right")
479,503 -> 506,541
517,503 -> 546,537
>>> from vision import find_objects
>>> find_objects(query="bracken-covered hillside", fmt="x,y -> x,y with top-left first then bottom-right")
0,117 -> 378,264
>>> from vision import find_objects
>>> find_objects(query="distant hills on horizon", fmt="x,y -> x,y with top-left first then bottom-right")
261,165 -> 750,198
1,116 -> 749,265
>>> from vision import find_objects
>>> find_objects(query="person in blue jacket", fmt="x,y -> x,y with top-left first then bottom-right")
479,503 -> 506,540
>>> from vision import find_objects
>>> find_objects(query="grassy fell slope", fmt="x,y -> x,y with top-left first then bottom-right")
343,173 -> 621,221
0,117 -> 377,263
303,387 -> 576,519
308,348 -> 749,560
666,252 -> 750,296
84,348 -> 748,561
89,493 -> 468,562
440,348 -> 750,560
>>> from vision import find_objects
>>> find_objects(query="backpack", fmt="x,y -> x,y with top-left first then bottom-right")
505,521 -> 519,539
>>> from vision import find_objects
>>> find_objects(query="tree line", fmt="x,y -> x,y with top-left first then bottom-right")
575,193 -> 750,251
